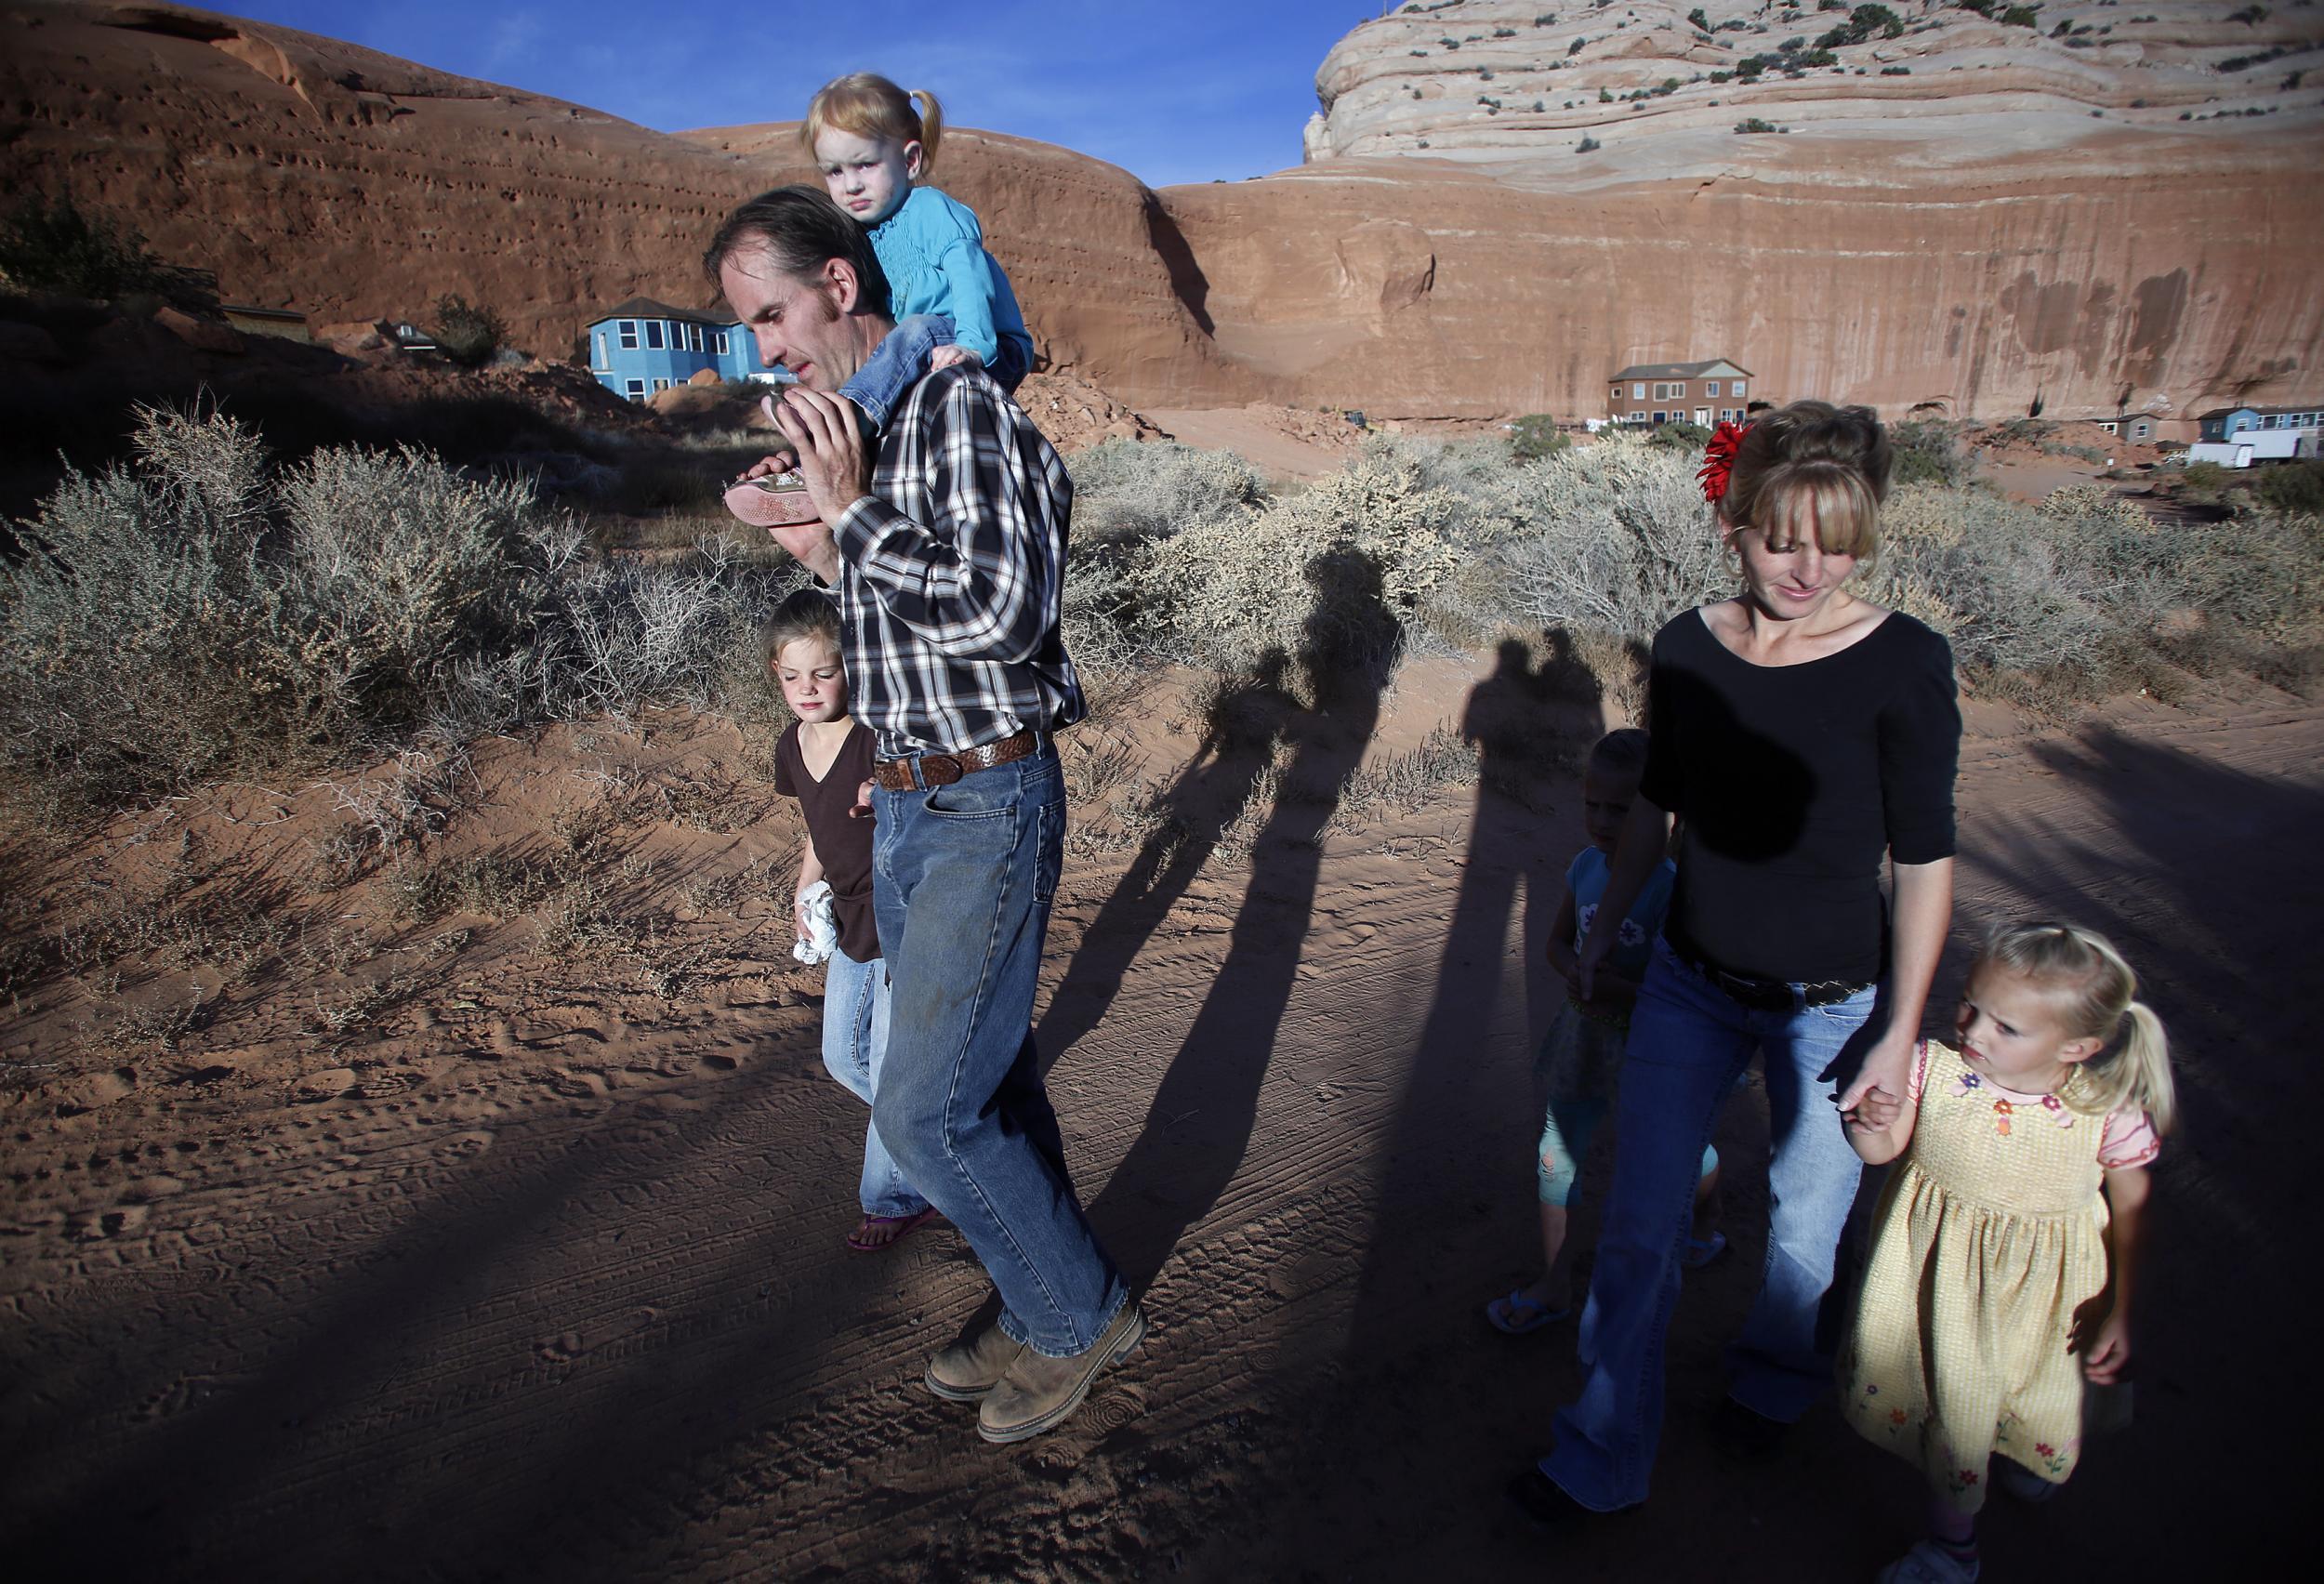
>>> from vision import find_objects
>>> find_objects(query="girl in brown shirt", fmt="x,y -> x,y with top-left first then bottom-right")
767,591 -> 935,1251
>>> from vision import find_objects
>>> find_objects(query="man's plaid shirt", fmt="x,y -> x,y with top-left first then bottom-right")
829,365 -> 1086,759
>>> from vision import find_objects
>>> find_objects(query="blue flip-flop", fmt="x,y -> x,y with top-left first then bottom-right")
1485,1288 -> 1573,1335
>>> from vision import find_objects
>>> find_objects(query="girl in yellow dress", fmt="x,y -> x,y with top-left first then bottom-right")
1839,922 -> 2173,1584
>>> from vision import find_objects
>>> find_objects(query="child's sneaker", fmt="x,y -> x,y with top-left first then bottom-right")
1875,1538 -> 1979,1584
723,469 -> 823,532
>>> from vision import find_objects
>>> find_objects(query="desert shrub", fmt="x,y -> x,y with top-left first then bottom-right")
1069,440 -> 1266,547
0,193 -> 214,309
1891,418 -> 1975,488
1486,438 -> 1728,647
1131,439 -> 1466,683
1509,415 -> 1572,461
2179,460 -> 2227,497
429,294 -> 508,367
1577,134 -> 1603,152
0,407 -> 796,810
1649,419 -> 1712,452
1870,483 -> 2324,684
2254,459 -> 2324,518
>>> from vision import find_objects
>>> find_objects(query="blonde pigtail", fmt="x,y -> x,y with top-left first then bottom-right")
2116,1000 -> 2176,1136
910,89 -> 945,172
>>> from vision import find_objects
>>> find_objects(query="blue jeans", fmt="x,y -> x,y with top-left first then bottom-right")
1541,936 -> 1880,1510
868,744 -> 1128,1357
840,314 -> 1031,432
819,945 -> 927,1220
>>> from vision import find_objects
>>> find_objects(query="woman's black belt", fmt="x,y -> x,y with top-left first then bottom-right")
1668,937 -> 1871,1010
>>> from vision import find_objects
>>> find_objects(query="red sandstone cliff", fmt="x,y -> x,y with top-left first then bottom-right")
2,0 -> 2316,427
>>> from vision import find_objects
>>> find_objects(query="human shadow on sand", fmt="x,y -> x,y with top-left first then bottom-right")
1083,548 -> 1398,1290
1038,652 -> 1298,1066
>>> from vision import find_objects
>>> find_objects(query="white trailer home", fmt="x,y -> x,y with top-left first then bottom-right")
2185,441 -> 2256,469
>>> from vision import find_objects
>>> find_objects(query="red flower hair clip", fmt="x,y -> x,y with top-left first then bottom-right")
1697,420 -> 1752,504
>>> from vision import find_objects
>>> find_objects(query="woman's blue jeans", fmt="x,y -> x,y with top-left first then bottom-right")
868,745 -> 1128,1358
819,944 -> 928,1220
1541,937 -> 1880,1511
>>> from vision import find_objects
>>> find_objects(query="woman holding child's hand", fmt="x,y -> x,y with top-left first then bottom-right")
1512,403 -> 1961,1526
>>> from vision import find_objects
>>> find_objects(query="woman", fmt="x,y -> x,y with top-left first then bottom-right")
1512,402 -> 1961,1519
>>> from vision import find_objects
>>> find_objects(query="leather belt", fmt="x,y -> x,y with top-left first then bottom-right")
1670,938 -> 1870,1011
873,730 -> 1038,792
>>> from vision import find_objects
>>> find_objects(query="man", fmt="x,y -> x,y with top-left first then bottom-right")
705,187 -> 1140,1444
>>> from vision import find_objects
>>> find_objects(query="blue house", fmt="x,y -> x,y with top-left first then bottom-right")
585,298 -> 786,401
2199,403 -> 2323,442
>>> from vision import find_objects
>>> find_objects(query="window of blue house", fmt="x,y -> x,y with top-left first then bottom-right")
617,320 -> 638,350
625,378 -> 645,401
644,321 -> 665,350
693,323 -> 707,352
716,330 -> 731,355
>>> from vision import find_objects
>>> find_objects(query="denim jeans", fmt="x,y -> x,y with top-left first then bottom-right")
869,744 -> 1128,1357
819,944 -> 927,1220
841,313 -> 1029,432
1541,936 -> 1880,1510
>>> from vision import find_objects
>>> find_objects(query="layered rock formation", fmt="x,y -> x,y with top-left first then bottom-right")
1223,0 -> 2324,423
3,0 -> 2317,427
0,1 -> 1243,403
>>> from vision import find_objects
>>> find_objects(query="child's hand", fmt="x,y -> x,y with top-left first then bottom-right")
1591,970 -> 1643,1012
850,779 -> 875,820
2070,1297 -> 2133,1383
928,345 -> 983,372
792,889 -> 814,944
1575,933 -> 1611,1003
1843,1084 -> 1902,1134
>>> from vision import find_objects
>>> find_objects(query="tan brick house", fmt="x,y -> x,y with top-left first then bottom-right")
1607,359 -> 1759,428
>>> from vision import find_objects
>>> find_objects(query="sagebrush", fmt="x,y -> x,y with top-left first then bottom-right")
0,408 -> 797,809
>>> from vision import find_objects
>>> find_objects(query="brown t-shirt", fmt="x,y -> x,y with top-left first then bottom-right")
772,720 -> 879,964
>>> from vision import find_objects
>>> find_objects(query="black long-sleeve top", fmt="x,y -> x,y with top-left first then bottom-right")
1641,607 -> 1961,986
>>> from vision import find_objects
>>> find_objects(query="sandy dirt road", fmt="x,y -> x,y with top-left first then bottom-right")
2,673 -> 2316,1581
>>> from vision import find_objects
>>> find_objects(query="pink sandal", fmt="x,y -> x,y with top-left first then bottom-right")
845,1206 -> 941,1252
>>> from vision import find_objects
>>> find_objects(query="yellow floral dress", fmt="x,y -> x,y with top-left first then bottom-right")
1840,1040 -> 2159,1512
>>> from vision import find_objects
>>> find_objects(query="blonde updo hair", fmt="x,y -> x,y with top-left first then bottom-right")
800,73 -> 944,174
1974,920 -> 2177,1135
1721,400 -> 1893,567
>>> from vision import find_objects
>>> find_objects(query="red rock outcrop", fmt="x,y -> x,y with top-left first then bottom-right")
4,0 -> 2317,429
1192,0 -> 2324,424
0,1 -> 1238,401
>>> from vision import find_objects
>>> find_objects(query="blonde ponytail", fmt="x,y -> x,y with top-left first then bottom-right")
909,89 -> 944,171
1974,921 -> 2177,1134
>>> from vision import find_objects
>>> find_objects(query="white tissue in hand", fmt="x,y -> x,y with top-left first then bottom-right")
792,880 -> 838,966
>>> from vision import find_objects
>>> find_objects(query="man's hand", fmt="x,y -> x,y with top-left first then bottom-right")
928,344 -> 983,372
772,388 -> 872,524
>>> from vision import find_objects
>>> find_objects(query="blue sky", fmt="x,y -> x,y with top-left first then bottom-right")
221,1 -> 1380,188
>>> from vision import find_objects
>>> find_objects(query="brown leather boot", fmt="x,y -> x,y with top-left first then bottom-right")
976,1301 -> 1147,1445
923,1318 -> 1026,1403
